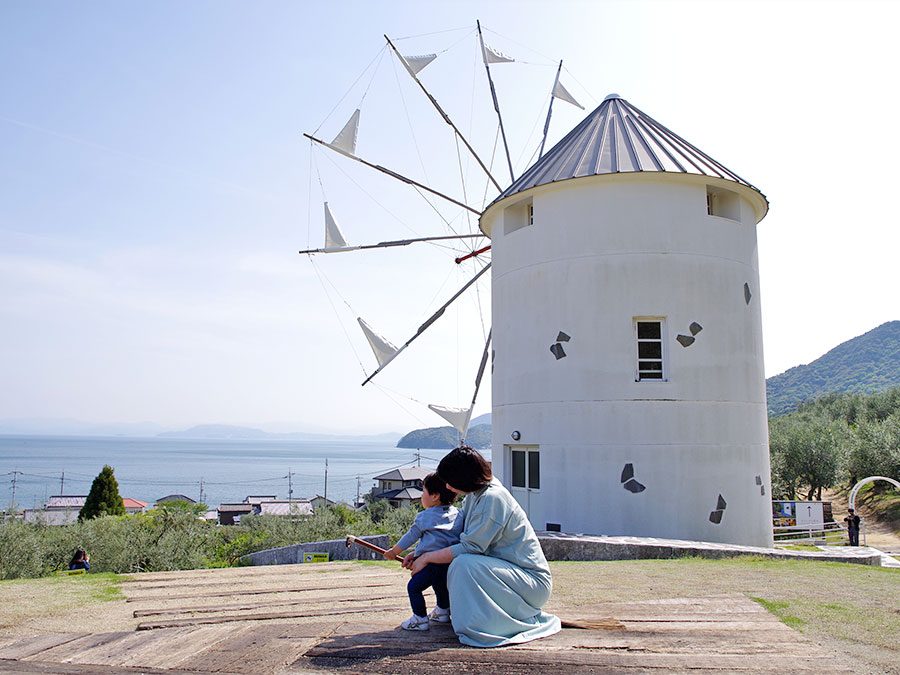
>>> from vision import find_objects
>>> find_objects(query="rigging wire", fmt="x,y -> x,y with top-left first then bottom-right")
314,45 -> 388,135
370,383 -> 436,430
393,25 -> 474,41
481,123 -> 502,210
307,256 -> 369,378
390,49 -> 432,186
516,89 -> 554,173
562,65 -> 600,107
315,145 -> 464,259
306,145 -> 314,250
481,25 -> 560,66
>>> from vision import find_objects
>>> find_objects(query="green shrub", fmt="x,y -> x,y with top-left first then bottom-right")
0,501 -> 419,579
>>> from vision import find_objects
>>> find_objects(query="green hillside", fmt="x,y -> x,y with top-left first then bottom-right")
766,321 -> 900,417
396,424 -> 491,449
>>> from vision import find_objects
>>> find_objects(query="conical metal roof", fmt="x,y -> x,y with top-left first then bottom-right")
497,94 -> 766,208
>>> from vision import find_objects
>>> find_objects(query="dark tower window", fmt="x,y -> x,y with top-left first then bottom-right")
635,319 -> 666,381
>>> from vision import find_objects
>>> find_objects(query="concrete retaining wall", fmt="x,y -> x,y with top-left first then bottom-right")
240,535 -> 390,566
538,532 -> 883,565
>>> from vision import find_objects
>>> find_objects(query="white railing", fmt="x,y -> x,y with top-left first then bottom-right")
773,519 -> 866,546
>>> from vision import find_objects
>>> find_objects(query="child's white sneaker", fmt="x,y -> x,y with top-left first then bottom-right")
428,607 -> 451,623
401,614 -> 430,631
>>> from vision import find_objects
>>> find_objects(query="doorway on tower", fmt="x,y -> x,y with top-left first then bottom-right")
507,445 -> 541,526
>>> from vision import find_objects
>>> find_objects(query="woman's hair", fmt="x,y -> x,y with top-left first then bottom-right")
437,446 -> 492,494
69,548 -> 86,567
422,472 -> 456,505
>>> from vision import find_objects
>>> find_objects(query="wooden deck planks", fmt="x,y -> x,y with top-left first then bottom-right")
136,603 -> 408,630
125,580 -> 397,604
0,565 -> 857,675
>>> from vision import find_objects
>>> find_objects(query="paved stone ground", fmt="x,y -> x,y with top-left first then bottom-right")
0,562 -> 857,675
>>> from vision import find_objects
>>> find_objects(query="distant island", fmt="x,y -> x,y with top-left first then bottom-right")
158,424 -> 401,443
397,424 -> 491,449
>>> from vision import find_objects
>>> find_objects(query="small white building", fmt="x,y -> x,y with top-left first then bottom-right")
481,95 -> 773,547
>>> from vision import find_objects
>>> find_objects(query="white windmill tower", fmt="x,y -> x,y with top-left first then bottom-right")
480,94 -> 773,547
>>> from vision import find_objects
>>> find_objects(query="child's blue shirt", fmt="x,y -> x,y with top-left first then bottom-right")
396,504 -> 464,556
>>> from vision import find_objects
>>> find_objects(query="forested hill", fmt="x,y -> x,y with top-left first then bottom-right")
767,320 -> 900,417
396,424 -> 491,449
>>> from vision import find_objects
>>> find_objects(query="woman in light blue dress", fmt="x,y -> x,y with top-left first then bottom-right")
407,446 -> 561,647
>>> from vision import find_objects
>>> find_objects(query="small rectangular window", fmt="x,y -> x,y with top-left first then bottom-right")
706,185 -> 741,221
512,450 -> 526,488
636,319 -> 666,381
504,198 -> 534,235
528,451 -> 540,489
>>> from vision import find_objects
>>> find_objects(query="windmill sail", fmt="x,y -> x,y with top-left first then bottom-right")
403,53 -> 437,74
552,79 -> 584,110
323,202 -> 348,249
428,404 -> 471,436
358,318 -> 398,367
482,43 -> 514,64
331,109 -> 361,155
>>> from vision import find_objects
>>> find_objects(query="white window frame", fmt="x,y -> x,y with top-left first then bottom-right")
509,446 -> 540,491
634,317 -> 668,382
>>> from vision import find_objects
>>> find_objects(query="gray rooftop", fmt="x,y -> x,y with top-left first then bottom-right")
373,466 -> 432,482
497,94 -> 766,205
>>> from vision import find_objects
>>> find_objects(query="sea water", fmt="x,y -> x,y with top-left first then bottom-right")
0,435 -> 489,511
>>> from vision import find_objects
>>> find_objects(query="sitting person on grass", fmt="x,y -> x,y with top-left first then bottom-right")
383,472 -> 464,631
68,548 -> 90,571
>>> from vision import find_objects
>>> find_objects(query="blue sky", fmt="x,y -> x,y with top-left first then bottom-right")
2,0 -> 899,434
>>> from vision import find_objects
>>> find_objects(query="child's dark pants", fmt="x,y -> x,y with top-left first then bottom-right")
407,562 -> 450,616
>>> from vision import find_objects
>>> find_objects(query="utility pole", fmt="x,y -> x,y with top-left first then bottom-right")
416,449 -> 421,467
60,471 -> 65,495
356,474 -> 360,507
199,477 -> 204,505
10,471 -> 23,511
287,469 -> 294,504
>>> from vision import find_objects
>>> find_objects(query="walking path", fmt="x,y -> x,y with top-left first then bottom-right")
0,562 -> 857,674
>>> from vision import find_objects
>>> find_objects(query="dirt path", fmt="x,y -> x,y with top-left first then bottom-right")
824,488 -> 900,553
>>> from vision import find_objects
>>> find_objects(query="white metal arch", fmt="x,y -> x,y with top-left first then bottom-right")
848,476 -> 900,511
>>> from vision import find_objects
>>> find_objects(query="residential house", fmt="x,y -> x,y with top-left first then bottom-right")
371,467 -> 431,507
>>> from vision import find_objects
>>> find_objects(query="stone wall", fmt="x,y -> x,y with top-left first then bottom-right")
240,535 -> 390,566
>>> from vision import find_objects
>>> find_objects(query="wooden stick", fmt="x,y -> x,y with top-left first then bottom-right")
346,535 -> 402,561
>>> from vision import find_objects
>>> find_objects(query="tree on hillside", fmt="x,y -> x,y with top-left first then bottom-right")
79,465 -> 126,520
848,414 -> 900,487
769,415 -> 847,500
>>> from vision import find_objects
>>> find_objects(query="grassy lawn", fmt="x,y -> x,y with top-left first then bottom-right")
0,572 -> 124,634
549,557 -> 900,674
2,558 -> 898,673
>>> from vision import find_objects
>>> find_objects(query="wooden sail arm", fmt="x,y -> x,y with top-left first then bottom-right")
384,34 -> 503,193
460,328 -> 492,443
539,60 -> 563,160
304,132 -> 481,216
361,263 -> 492,386
476,20 -> 514,183
299,233 -> 485,256
455,244 -> 491,264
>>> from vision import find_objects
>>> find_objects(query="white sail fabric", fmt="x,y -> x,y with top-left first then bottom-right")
403,53 -> 437,74
323,202 -> 348,249
428,404 -> 472,436
552,80 -> 584,110
482,43 -> 514,64
358,318 -> 398,367
331,109 -> 360,155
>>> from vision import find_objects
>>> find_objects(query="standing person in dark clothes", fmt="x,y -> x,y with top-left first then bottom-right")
844,508 -> 861,546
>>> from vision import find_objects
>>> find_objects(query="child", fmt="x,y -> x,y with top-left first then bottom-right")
384,472 -> 464,631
